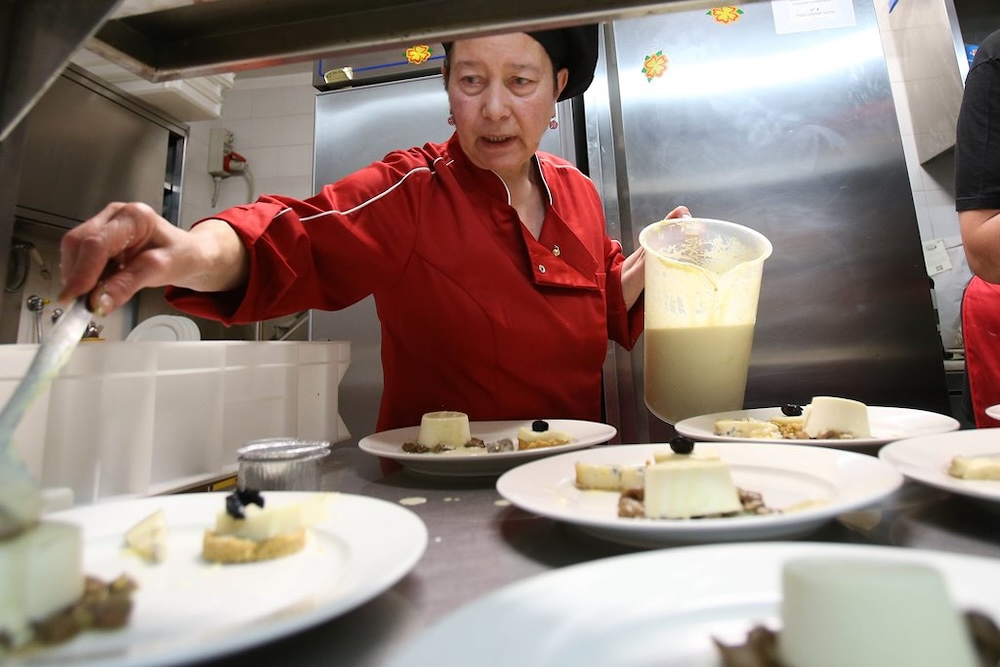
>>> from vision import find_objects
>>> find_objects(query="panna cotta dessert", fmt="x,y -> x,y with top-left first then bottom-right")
643,456 -> 743,519
417,411 -> 472,448
0,521 -> 84,650
801,396 -> 871,439
579,437 -> 777,520
777,557 -> 977,667
403,412 -> 566,455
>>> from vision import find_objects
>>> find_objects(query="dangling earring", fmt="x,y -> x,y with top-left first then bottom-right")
549,115 -> 558,130
447,111 -> 455,126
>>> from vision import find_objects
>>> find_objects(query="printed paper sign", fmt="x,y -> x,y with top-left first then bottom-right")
923,239 -> 953,277
772,0 -> 857,34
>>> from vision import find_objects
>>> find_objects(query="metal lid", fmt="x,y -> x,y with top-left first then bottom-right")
237,438 -> 330,462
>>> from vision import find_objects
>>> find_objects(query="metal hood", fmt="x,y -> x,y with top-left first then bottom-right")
90,0 -> 707,81
2,0 -> 707,142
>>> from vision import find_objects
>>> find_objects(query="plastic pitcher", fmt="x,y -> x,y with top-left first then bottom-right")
639,217 -> 773,423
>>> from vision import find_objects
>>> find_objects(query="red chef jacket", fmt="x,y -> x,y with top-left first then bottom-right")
167,134 -> 642,432
961,276 -> 1000,428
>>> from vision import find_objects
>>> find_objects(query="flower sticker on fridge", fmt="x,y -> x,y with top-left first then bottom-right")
642,51 -> 669,82
707,6 -> 745,24
405,44 -> 433,65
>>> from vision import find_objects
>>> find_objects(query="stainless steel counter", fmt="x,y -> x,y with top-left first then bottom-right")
200,440 -> 1000,667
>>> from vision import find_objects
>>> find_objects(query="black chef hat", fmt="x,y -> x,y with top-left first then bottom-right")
442,25 -> 599,101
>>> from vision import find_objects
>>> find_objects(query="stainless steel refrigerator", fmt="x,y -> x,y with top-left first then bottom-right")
309,71 -> 576,449
585,0 -> 950,444
309,2 -> 951,447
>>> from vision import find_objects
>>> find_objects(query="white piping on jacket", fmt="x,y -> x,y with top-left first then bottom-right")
272,156 -> 454,223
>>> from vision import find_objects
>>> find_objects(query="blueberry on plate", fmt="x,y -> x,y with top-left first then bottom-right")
669,435 -> 695,455
225,487 -> 265,519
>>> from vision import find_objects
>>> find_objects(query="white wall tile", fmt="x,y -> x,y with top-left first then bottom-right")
254,175 -> 315,200
250,88 -> 285,118
278,144 -> 314,178
926,187 -> 960,236
178,72 -> 316,235
220,88 -> 253,120
282,85 -> 319,116
925,188 -> 955,214
232,115 -> 311,149
245,146 -> 280,180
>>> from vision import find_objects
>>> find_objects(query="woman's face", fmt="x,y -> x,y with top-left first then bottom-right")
446,34 -> 568,180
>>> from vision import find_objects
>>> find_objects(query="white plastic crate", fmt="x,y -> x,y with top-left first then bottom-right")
0,340 -> 350,505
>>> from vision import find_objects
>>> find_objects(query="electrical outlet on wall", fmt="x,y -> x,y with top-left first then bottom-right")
208,127 -> 234,177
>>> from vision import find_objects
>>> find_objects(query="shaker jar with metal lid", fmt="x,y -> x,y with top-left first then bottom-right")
236,438 -> 330,491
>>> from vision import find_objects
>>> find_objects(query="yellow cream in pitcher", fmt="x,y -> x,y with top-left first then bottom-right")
645,323 -> 756,424
640,218 -> 772,423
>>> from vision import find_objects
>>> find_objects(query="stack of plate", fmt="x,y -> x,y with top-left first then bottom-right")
125,315 -> 201,342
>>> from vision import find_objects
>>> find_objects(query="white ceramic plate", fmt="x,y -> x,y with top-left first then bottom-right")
879,428 -> 1000,511
9,492 -> 427,667
175,317 -> 201,341
986,404 -> 1000,420
495,442 -> 902,547
359,419 -> 617,477
675,405 -> 959,449
126,315 -> 201,342
384,541 -> 1000,667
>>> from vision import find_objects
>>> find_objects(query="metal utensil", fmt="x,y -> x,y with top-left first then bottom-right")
0,298 -> 91,537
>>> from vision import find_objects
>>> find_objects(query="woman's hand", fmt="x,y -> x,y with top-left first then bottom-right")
662,206 -> 692,221
621,206 -> 692,308
58,202 -> 248,316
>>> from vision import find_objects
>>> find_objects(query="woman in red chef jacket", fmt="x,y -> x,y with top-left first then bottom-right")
58,26 -> 690,436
